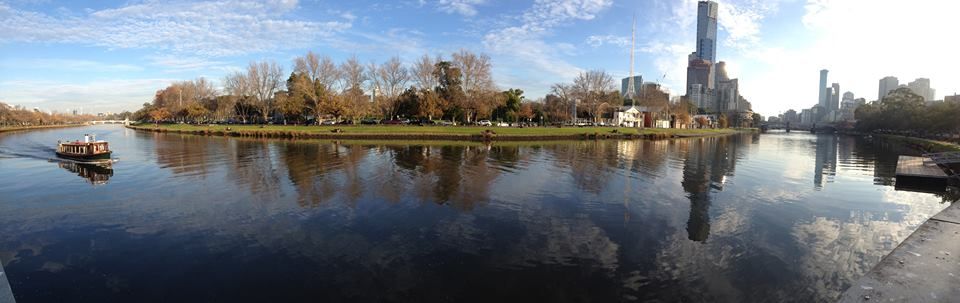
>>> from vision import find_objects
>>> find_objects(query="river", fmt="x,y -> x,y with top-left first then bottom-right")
0,125 -> 953,302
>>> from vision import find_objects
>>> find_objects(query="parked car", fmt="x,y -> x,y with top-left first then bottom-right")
477,120 -> 492,126
437,120 -> 456,126
496,122 -> 510,127
360,118 -> 379,125
338,120 -> 354,125
380,119 -> 403,125
321,120 -> 338,125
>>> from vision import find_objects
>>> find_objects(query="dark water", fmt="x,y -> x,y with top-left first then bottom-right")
0,125 -> 954,302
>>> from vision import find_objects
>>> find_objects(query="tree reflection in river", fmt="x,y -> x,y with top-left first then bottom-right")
1,127 -> 941,302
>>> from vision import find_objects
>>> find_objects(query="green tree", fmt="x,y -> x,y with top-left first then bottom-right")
184,103 -> 210,123
434,61 -> 465,121
494,88 -> 523,122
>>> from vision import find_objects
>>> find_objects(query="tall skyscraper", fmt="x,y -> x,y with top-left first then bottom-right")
686,1 -> 719,111
818,69 -> 828,109
695,1 -> 718,63
878,76 -> 899,101
842,91 -> 854,101
831,83 -> 840,111
687,61 -> 713,109
621,76 -> 642,98
907,78 -> 935,102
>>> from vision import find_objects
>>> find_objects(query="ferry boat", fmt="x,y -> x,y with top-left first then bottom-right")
56,134 -> 112,162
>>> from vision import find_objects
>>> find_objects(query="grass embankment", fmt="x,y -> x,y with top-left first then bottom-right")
876,134 -> 960,153
128,123 -> 750,141
0,124 -> 83,134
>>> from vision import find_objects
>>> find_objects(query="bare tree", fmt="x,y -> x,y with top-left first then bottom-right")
292,51 -> 340,89
224,71 -> 251,97
340,55 -> 367,119
571,69 -> 615,122
374,56 -> 410,118
412,54 -> 438,90
550,83 -> 574,121
452,50 -> 494,93
293,51 -> 320,81
452,49 -> 495,121
316,55 -> 340,91
192,77 -> 217,103
248,60 -> 284,123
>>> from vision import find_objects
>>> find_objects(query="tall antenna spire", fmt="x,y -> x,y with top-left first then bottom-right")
626,14 -> 637,104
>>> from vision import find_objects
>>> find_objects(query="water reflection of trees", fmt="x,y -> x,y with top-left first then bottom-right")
280,142 -> 368,207
386,144 -> 504,210
153,134 -> 221,177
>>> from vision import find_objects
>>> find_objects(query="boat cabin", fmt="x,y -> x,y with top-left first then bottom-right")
56,134 -> 111,161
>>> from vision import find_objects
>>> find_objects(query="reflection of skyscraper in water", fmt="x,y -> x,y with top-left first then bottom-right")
681,137 -> 738,242
813,135 -> 838,189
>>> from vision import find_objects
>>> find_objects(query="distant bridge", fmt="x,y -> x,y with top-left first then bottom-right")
88,119 -> 130,125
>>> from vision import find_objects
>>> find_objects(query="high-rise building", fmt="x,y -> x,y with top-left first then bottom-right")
946,94 -> 960,104
822,88 -> 834,122
784,109 -> 798,124
842,91 -> 854,101
621,76 -> 642,98
687,59 -> 713,109
801,108 -> 812,124
714,61 -> 740,112
818,69 -> 828,109
696,1 -> 718,63
686,1 -> 718,110
878,76 -> 899,101
830,83 -> 840,111
907,78 -> 935,102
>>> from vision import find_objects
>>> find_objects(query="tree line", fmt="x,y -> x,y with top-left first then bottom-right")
0,101 -> 97,127
133,49 -> 697,126
135,50 -> 514,124
855,87 -> 960,139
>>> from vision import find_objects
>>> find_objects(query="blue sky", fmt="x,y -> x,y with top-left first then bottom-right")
1,0 -> 957,116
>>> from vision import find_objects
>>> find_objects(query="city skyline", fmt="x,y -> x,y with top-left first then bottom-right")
1,0 -> 958,116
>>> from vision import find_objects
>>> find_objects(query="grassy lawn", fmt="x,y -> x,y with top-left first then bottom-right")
136,123 -> 743,137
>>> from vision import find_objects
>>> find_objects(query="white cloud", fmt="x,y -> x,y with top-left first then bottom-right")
737,0 -> 960,115
586,35 -> 630,48
0,0 -> 351,57
0,79 -> 178,112
483,0 -> 614,90
639,42 -> 692,92
437,0 -> 486,17
146,55 -> 234,74
0,58 -> 143,73
640,0 -> 783,112
716,0 -> 781,50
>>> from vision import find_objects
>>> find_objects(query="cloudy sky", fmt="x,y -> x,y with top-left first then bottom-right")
0,0 -> 957,116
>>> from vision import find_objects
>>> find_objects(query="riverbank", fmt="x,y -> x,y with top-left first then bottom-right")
0,124 -> 84,134
875,134 -> 960,153
839,201 -> 960,302
127,123 -> 753,141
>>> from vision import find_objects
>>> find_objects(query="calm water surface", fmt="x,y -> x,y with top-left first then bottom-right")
0,125 -> 954,302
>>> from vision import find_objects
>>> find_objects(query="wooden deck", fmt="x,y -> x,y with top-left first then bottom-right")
895,156 -> 948,179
